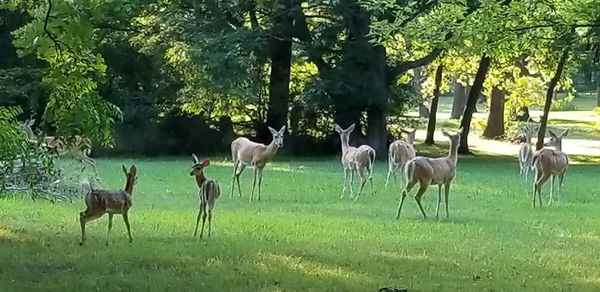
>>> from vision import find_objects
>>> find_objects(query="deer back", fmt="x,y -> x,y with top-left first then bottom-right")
85,189 -> 132,214
200,180 -> 220,209
389,141 -> 416,165
533,149 -> 569,175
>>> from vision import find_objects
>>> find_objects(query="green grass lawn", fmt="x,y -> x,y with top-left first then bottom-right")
2,157 -> 600,291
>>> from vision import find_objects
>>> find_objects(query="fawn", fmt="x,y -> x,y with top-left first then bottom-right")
79,165 -> 137,246
190,154 -> 221,238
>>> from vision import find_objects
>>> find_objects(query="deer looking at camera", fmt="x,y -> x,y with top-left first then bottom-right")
532,129 -> 569,207
190,154 -> 220,238
230,125 -> 285,202
385,128 -> 417,189
518,123 -> 537,182
79,164 -> 137,246
334,123 -> 376,201
396,128 -> 463,219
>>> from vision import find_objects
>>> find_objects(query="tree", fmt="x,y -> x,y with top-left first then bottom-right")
425,64 -> 443,145
459,55 -> 491,154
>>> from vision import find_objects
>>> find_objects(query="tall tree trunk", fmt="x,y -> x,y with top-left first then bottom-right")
266,39 -> 292,130
367,105 -> 387,156
537,49 -> 570,150
450,77 -> 467,119
414,67 -> 429,118
425,64 -> 443,145
596,70 -> 600,106
482,87 -> 505,139
459,56 -> 492,154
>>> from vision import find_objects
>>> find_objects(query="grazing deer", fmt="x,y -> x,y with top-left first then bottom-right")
385,128 -> 417,189
532,129 -> 569,207
79,164 -> 137,246
396,128 -> 463,219
334,123 -> 376,201
190,154 -> 220,238
230,125 -> 285,202
518,124 -> 537,182
43,135 -> 96,173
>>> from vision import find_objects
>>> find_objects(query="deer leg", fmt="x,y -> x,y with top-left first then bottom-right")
435,185 -> 442,219
236,165 -> 245,197
105,213 -> 114,246
349,169 -> 355,199
534,173 -> 549,208
200,210 -> 207,238
396,181 -> 416,219
549,175 -> 556,206
341,168 -> 348,199
207,209 -> 213,238
250,167 -> 258,202
369,167 -> 375,197
414,183 -> 429,219
122,213 -> 133,243
79,210 -> 103,246
385,163 -> 393,189
257,168 -> 264,201
444,182 -> 451,219
558,173 -> 565,194
193,209 -> 202,237
356,170 -> 367,202
230,161 -> 238,198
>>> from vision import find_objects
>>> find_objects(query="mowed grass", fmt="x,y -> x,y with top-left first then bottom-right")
1,156 -> 600,291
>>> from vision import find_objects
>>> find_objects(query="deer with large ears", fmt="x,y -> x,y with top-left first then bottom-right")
518,123 -> 538,182
334,123 -> 376,201
532,129 -> 569,207
190,154 -> 220,238
396,128 -> 463,220
79,164 -> 137,246
230,125 -> 285,202
385,128 -> 417,189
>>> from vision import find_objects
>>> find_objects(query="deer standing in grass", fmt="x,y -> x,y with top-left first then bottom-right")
532,129 -> 569,207
334,123 -> 376,201
518,124 -> 537,182
79,165 -> 137,246
385,128 -> 416,189
230,126 -> 285,202
396,128 -> 463,219
190,154 -> 220,238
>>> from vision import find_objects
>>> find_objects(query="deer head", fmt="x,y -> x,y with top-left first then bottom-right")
334,123 -> 356,147
400,128 -> 417,144
544,129 -> 569,151
122,164 -> 138,194
19,119 -> 36,140
190,154 -> 210,176
268,126 -> 286,148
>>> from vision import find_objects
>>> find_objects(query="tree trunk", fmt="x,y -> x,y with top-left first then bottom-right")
596,70 -> 600,106
450,77 -> 467,119
425,64 -> 443,145
459,56 -> 492,154
367,105 -> 387,156
414,67 -> 428,118
537,49 -> 570,150
266,39 -> 292,130
482,87 -> 505,139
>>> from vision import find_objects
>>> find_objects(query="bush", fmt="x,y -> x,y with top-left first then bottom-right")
551,94 -> 575,111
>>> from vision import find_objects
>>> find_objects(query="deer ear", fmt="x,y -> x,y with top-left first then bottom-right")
122,164 -> 128,175
279,125 -> 286,134
130,165 -> 137,174
441,129 -> 450,137
28,119 -> 35,126
548,130 -> 557,137
334,124 -> 342,133
201,159 -> 210,167
458,127 -> 464,135
268,126 -> 277,135
561,129 -> 569,137
191,153 -> 199,164
347,123 -> 356,133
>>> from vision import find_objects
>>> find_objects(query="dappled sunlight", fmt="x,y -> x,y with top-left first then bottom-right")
0,226 -> 25,241
254,252 -> 369,282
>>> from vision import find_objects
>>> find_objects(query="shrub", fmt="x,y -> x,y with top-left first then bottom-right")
551,94 -> 575,111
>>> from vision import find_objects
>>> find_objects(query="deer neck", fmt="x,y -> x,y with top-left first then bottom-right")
195,173 -> 207,188
524,134 -> 532,145
264,139 -> 280,159
447,140 -> 459,164
407,135 -> 415,145
124,177 -> 135,196
555,141 -> 562,152
340,135 -> 351,154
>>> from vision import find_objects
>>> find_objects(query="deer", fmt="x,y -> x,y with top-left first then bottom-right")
43,135 -> 96,173
190,154 -> 221,238
230,125 -> 285,202
396,128 -> 463,220
334,123 -> 376,201
79,164 -> 137,246
385,128 -> 417,189
518,123 -> 537,182
532,129 -> 569,207
18,119 -> 95,172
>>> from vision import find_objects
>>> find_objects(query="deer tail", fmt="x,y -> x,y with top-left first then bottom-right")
368,148 -> 376,177
405,160 -> 416,182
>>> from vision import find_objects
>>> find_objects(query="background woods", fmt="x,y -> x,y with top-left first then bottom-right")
1,0 -> 599,156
